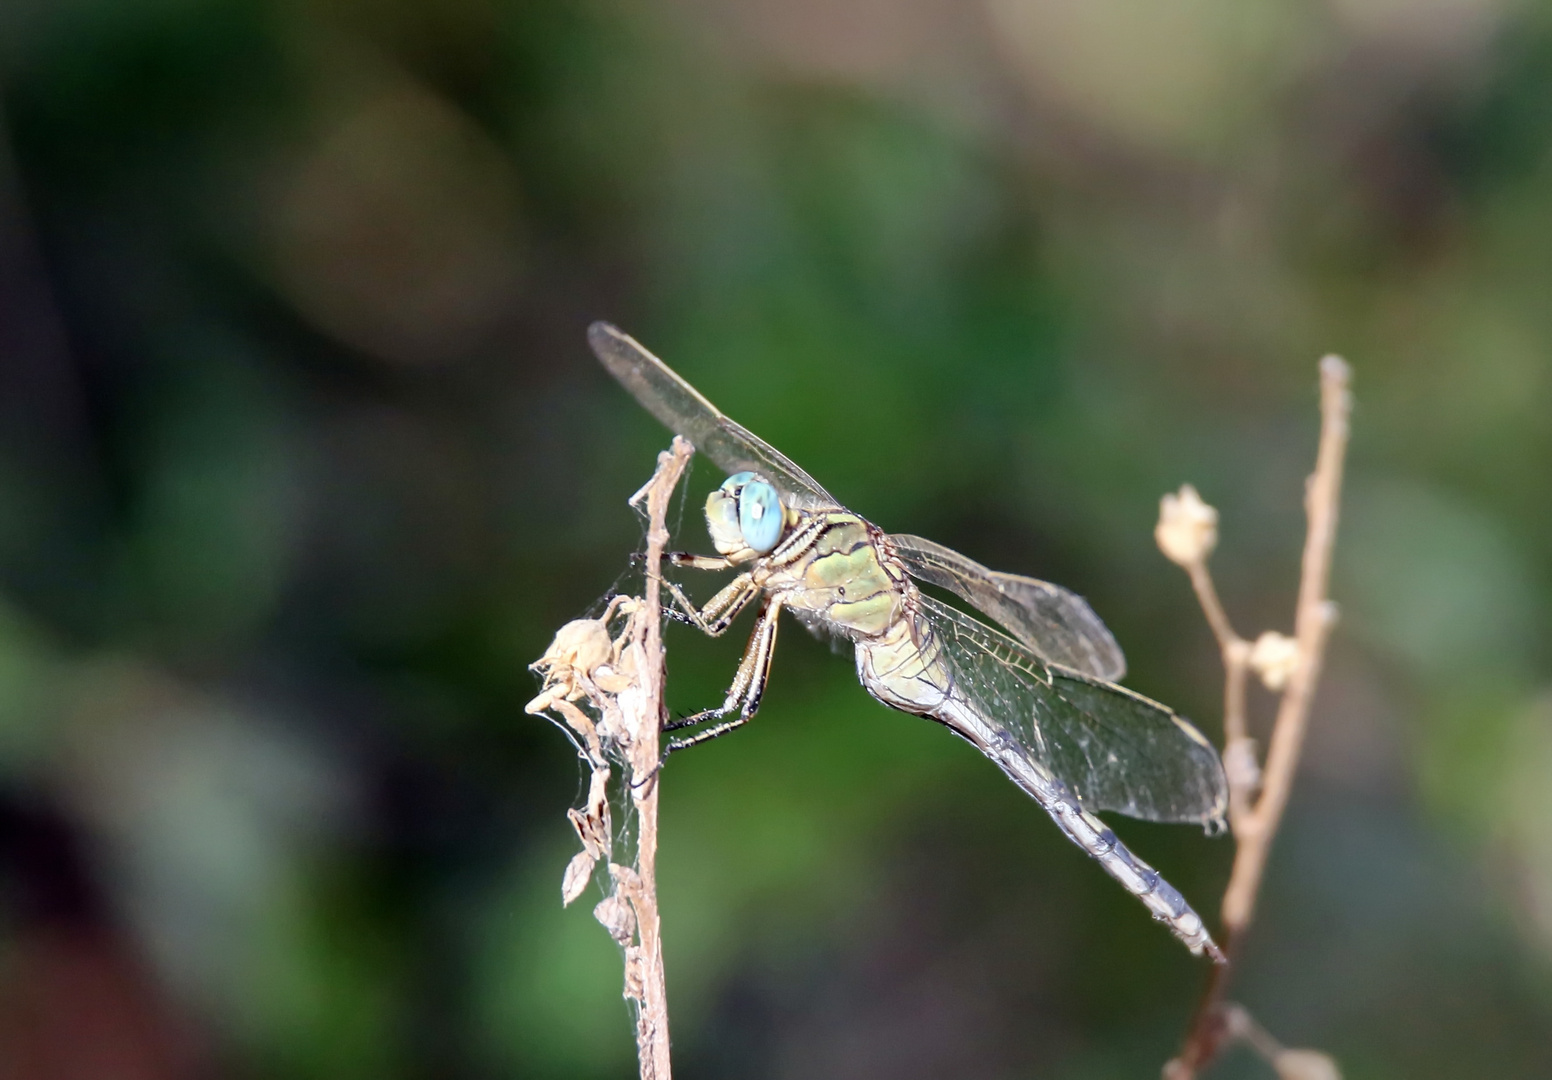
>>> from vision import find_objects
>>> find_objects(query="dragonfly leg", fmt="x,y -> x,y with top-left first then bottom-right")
667,552 -> 737,571
665,597 -> 783,753
664,574 -> 761,637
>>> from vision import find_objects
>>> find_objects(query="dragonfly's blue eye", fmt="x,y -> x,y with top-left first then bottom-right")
723,471 -> 756,492
737,479 -> 783,554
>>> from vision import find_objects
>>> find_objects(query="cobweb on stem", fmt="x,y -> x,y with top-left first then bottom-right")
527,437 -> 693,1080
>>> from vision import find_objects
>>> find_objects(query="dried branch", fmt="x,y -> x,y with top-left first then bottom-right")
1161,357 -> 1352,1079
623,436 -> 693,1078
528,436 -> 694,1080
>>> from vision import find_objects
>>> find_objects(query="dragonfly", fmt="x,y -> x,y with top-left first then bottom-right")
588,322 -> 1228,961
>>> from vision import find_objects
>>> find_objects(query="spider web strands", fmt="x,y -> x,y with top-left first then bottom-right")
527,439 -> 693,1080
618,436 -> 693,1080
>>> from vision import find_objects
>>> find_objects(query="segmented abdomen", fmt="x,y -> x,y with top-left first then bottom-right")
855,606 -> 1223,961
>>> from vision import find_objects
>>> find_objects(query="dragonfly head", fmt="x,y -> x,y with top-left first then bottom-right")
706,472 -> 786,560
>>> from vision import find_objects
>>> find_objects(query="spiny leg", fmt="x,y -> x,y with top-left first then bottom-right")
655,516 -> 817,754
665,597 -> 784,753
663,573 -> 760,637
664,597 -> 778,733
659,514 -> 823,637
667,552 -> 736,571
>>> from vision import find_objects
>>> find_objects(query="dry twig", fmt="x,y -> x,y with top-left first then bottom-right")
1161,357 -> 1352,1079
528,436 -> 694,1080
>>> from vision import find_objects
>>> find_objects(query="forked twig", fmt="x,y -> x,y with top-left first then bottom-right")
528,436 -> 694,1080
1161,357 -> 1351,1080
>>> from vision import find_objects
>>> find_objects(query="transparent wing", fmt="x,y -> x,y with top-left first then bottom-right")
588,322 -> 841,511
920,595 -> 1226,824
893,534 -> 1127,681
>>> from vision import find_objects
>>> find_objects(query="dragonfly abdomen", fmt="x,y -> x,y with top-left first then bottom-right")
990,744 -> 1223,960
858,614 -> 1224,960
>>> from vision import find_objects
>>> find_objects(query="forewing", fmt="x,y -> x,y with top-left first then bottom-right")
588,322 -> 840,510
920,595 -> 1226,824
892,534 -> 1127,681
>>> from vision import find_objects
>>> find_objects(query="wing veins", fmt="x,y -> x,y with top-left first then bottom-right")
919,595 -> 1226,824
892,534 -> 1126,681
588,322 -> 840,510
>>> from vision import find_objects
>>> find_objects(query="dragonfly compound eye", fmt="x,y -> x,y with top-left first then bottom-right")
704,485 -> 744,555
737,479 -> 784,554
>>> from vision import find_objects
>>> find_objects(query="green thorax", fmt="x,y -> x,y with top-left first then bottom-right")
769,513 -> 905,638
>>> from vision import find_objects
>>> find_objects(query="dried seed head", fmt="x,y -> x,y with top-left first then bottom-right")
1156,485 -> 1219,566
562,851 -> 596,906
594,893 -> 636,945
1223,736 -> 1262,794
1275,1049 -> 1341,1080
587,766 -> 611,819
609,862 -> 642,896
622,945 -> 646,1002
1250,631 -> 1301,692
593,669 -> 633,693
568,806 -> 609,860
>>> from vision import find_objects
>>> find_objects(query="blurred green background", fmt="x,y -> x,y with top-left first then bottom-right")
2,0 -> 1551,1077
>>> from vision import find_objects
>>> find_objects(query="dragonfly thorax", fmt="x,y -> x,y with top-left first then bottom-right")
706,472 -> 787,560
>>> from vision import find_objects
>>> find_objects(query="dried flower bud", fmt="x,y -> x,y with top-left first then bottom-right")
594,893 -> 636,945
1319,600 -> 1340,628
568,805 -> 609,861
587,766 -> 611,820
622,946 -> 646,1001
562,851 -> 596,906
1275,1049 -> 1341,1080
1156,485 -> 1219,566
609,863 -> 642,896
1223,736 -> 1262,795
593,669 -> 633,693
567,767 -> 612,859
1250,631 -> 1301,692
